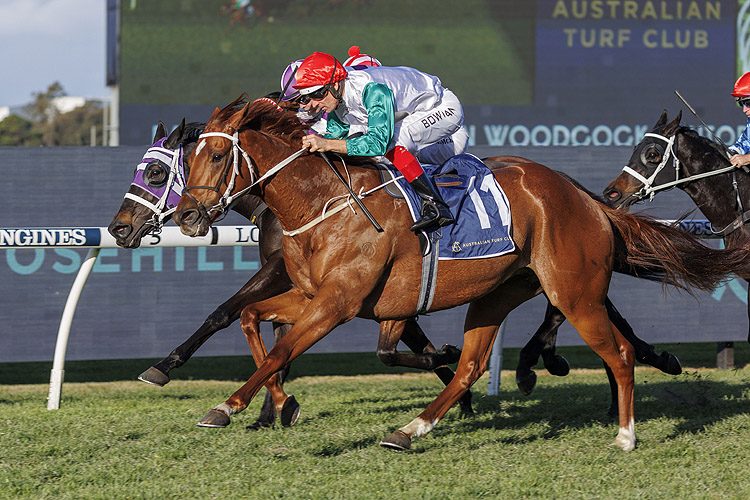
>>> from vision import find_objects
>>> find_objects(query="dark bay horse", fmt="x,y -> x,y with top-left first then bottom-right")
107,117 -> 473,429
173,99 -> 749,451
603,110 -> 750,340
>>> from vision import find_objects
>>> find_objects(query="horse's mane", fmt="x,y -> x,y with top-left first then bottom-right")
215,94 -> 381,169
667,124 -> 730,165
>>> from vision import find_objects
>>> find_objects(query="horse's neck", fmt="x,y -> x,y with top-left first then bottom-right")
679,137 -> 750,229
259,151 -> 361,233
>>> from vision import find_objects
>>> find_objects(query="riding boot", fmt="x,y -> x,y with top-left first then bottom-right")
408,173 -> 455,232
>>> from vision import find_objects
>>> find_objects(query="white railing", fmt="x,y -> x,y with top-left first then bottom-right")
0,226 -> 259,410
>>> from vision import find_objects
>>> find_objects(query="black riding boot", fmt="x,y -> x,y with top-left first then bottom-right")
408,173 -> 455,232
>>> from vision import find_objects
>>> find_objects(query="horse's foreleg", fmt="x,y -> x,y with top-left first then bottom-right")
604,298 -> 681,375
515,301 -> 569,396
378,319 -> 473,416
139,254 -> 292,386
198,286 -> 354,428
243,322 -> 299,429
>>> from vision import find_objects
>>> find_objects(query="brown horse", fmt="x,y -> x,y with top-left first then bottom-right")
174,98 -> 749,451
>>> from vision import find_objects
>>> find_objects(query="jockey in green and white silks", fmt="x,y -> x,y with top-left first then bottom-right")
322,65 -> 468,166
293,51 -> 467,232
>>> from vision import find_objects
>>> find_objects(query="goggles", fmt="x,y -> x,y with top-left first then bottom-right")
737,97 -> 750,108
298,86 -> 330,104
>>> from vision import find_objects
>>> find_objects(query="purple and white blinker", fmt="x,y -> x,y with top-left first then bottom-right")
124,137 -> 186,228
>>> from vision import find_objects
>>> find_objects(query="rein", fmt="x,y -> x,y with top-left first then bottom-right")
620,131 -> 747,236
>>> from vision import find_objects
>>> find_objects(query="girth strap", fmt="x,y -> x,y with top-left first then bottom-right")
417,228 -> 441,315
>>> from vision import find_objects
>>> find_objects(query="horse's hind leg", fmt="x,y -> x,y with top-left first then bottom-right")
605,298 -> 681,375
379,319 -> 473,417
381,279 -> 535,450
564,305 -> 636,451
515,301 -> 570,396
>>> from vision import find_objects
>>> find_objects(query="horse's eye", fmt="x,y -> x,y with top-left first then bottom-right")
211,153 -> 224,162
143,161 -> 168,188
641,147 -> 662,166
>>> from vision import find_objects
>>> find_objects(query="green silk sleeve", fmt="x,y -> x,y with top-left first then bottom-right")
323,112 -> 350,140
345,82 -> 395,156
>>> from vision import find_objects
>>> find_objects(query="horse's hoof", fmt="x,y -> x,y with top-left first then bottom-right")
138,366 -> 170,387
379,430 -> 411,451
660,351 -> 682,375
545,355 -> 570,377
516,371 -> 537,396
197,409 -> 231,428
440,344 -> 462,364
279,395 -> 300,427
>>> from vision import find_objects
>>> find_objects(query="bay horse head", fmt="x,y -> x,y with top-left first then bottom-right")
175,95 -> 307,237
108,119 -> 201,248
603,110 -> 733,211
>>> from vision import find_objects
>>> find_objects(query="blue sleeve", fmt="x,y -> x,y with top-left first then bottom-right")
731,119 -> 750,154
345,82 -> 395,156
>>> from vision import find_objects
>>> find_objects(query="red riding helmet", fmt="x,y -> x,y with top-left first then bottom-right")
732,72 -> 750,97
293,52 -> 348,95
343,46 -> 381,67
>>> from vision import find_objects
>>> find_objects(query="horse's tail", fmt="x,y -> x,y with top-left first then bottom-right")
601,205 -> 749,293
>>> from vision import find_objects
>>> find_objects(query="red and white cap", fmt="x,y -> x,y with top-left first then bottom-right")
293,52 -> 348,95
343,46 -> 381,67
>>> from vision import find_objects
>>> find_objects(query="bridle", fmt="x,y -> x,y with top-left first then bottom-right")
620,131 -> 748,236
183,128 -> 306,222
124,138 -> 186,233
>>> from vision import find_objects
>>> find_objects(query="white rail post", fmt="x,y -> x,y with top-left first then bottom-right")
487,320 -> 506,396
47,248 -> 100,410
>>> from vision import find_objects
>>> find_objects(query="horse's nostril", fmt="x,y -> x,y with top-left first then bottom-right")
110,223 -> 132,238
606,190 -> 620,200
180,209 -> 199,225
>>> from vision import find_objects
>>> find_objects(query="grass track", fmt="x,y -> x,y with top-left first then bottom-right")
2,345 -> 750,499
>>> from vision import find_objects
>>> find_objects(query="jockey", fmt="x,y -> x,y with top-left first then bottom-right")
343,45 -> 381,68
280,47 -> 382,138
293,51 -> 468,232
730,72 -> 750,168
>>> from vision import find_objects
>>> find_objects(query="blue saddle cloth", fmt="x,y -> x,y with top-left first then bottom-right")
390,154 -> 515,260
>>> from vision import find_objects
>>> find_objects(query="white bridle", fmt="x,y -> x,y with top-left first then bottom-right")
621,132 -> 737,202
192,130 -> 306,217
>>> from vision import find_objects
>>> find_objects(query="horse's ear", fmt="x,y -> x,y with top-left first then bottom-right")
663,110 -> 682,135
164,118 -> 186,149
209,106 -> 221,121
228,100 -> 254,129
153,121 -> 168,143
654,110 -> 669,129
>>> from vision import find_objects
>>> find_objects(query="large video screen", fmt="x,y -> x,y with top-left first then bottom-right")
118,0 -> 740,147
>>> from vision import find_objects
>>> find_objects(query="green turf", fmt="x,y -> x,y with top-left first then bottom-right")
2,364 -> 750,499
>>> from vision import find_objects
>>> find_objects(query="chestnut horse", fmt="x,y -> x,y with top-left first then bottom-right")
107,116 -> 472,429
603,110 -> 750,340
173,98 -> 749,451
